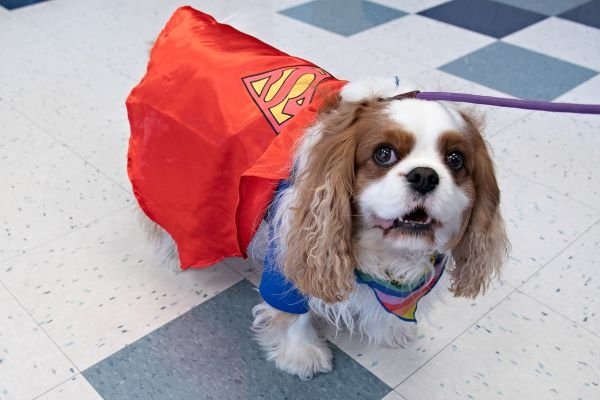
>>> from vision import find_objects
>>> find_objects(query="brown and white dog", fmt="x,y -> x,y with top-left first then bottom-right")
141,78 -> 509,380
250,79 -> 510,379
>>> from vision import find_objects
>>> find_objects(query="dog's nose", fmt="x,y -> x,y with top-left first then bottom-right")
406,167 -> 439,194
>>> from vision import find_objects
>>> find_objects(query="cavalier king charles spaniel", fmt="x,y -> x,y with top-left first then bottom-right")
250,79 -> 510,380
140,78 -> 509,380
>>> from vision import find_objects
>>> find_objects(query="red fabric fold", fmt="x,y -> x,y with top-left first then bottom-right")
127,6 -> 346,268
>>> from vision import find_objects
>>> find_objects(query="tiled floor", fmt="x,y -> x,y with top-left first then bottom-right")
0,0 -> 599,399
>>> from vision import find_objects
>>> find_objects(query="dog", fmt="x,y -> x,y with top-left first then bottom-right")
137,78 -> 509,380
249,78 -> 510,380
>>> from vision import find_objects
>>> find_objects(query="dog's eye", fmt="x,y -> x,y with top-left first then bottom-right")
446,151 -> 464,170
373,146 -> 398,166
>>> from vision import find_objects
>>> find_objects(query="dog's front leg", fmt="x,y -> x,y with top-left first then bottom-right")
252,302 -> 332,380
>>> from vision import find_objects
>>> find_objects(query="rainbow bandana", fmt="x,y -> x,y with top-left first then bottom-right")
355,254 -> 447,323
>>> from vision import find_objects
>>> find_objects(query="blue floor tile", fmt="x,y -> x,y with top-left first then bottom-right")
440,42 -> 598,101
0,0 -> 48,10
493,0 -> 592,16
559,0 -> 600,29
83,280 -> 391,400
419,0 -> 547,38
280,0 -> 406,36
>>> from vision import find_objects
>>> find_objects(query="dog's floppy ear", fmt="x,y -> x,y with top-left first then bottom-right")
282,102 -> 362,303
450,112 -> 510,298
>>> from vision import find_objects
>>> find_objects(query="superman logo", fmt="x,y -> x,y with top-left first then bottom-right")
243,66 -> 332,133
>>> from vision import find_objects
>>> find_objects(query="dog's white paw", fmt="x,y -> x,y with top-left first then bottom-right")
252,303 -> 333,380
270,338 -> 333,380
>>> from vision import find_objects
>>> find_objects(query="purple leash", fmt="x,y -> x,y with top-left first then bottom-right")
390,91 -> 600,115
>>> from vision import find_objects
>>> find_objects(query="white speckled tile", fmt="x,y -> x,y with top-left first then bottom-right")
0,35 -> 134,140
397,292 -> 600,400
0,10 -> 46,53
235,0 -> 312,13
521,222 -> 600,336
0,145 -> 131,263
65,118 -> 131,191
324,276 -> 513,387
504,17 -> 600,72
223,257 -> 262,278
229,11 -> 346,61
12,0 -> 172,82
0,207 -> 242,370
353,15 -> 494,69
0,284 -> 76,400
34,375 -> 102,400
11,0 -> 127,31
490,111 -> 600,209
13,0 -> 309,42
0,102 -> 57,168
305,40 -> 427,82
406,69 -> 534,137
497,168 -> 599,287
12,0 -> 322,83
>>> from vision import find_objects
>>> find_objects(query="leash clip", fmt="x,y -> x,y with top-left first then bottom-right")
387,90 -> 421,101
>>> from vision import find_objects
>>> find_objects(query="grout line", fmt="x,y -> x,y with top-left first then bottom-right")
222,261 -> 249,281
517,289 -> 600,339
0,204 -> 134,266
499,216 -> 594,293
394,284 -> 520,390
9,6 -> 139,83
514,218 -> 600,339
29,374 -> 93,400
485,110 -> 534,139
246,270 -> 262,288
7,105 -> 133,194
394,389 -> 409,400
514,218 -> 600,289
0,278 -> 82,375
497,165 -> 600,212
62,143 -> 132,194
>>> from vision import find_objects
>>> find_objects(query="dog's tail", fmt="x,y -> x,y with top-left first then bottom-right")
135,206 -> 270,271
135,208 -> 181,271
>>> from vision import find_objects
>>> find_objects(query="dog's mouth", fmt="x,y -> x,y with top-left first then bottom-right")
374,207 -> 437,235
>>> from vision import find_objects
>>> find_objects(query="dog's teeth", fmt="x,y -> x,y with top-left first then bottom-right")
403,219 -> 426,225
398,218 -> 432,225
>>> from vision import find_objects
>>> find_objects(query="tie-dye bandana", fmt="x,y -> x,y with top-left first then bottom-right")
355,254 -> 447,323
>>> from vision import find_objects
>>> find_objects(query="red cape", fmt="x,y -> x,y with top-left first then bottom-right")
127,7 -> 347,268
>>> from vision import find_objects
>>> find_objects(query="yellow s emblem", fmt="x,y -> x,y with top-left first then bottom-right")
243,66 -> 332,133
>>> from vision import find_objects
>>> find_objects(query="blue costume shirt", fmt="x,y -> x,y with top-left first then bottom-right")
259,180 -> 310,314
